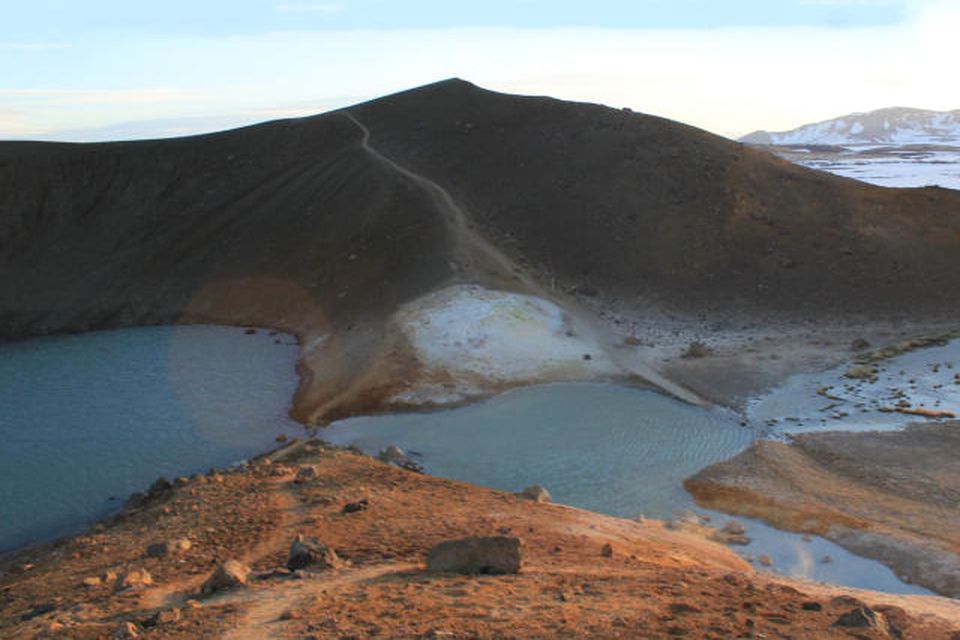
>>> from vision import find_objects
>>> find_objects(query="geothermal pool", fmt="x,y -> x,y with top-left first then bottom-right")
325,382 -> 933,595
0,328 -> 933,595
0,325 -> 301,552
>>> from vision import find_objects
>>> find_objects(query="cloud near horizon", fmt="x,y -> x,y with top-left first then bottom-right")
0,1 -> 957,141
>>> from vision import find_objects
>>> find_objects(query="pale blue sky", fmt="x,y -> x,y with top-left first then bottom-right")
1,0 -> 956,140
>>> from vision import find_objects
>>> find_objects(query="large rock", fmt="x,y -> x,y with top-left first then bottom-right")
287,535 -> 340,571
518,485 -> 551,503
200,559 -> 250,595
293,465 -> 318,484
834,607 -> 893,636
378,445 -> 424,472
426,536 -> 522,575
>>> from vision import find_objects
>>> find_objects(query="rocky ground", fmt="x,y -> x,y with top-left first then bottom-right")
2,440 -> 960,639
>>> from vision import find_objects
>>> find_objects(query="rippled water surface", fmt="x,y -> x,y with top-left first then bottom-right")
326,382 -> 932,595
0,326 -> 300,552
327,383 -> 750,519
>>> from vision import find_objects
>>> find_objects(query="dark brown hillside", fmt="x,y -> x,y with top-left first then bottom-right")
351,79 -> 960,315
0,116 -> 454,338
2,78 -> 960,420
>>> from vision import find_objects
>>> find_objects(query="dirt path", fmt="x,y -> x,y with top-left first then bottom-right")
340,109 -> 705,406
140,474 -> 307,611
342,110 -> 543,296
221,562 -> 419,640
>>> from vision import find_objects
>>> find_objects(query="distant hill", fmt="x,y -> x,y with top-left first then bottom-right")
741,107 -> 960,146
3,79 -> 960,421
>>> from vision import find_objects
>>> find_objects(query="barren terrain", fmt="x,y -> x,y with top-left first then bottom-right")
3,442 -> 960,639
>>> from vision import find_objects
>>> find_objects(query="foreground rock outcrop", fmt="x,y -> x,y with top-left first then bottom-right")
426,535 -> 522,575
2,440 -> 959,638
686,422 -> 960,597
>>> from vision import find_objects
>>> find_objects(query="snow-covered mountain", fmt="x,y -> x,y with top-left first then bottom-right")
741,107 -> 960,146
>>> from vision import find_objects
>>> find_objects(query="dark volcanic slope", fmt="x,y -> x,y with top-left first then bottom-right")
350,81 -> 960,315
3,79 -> 960,419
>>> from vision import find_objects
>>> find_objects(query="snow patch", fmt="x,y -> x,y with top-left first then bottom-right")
392,285 -> 621,403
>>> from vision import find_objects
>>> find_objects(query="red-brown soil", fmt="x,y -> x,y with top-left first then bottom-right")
2,442 -> 959,639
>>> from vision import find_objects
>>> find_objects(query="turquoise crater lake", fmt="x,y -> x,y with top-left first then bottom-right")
0,326 -> 301,552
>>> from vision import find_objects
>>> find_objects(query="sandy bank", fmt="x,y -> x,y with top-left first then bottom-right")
686,422 -> 960,598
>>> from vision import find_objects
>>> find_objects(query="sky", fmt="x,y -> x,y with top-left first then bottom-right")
1,0 -> 958,141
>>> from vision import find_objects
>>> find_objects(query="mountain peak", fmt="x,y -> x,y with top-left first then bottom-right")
741,106 -> 960,146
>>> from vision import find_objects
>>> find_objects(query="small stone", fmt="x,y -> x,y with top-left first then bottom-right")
148,608 -> 182,626
757,555 -> 773,567
275,434 -> 288,443
146,542 -> 171,558
600,543 -> 614,558
114,568 -> 153,592
802,602 -> 822,611
845,365 -> 877,380
682,341 -> 713,359
20,602 -> 56,621
112,621 -> 140,638
279,608 -> 301,620
287,535 -> 340,571
342,499 -> 369,513
81,576 -> 102,588
200,559 -> 250,595
294,466 -> 318,484
517,485 -> 552,503
721,520 -> 745,536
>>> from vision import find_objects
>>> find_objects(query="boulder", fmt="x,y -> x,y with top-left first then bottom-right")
200,559 -> 250,595
379,445 -> 407,465
342,499 -> 369,513
834,607 -> 890,634
518,485 -> 551,503
426,536 -> 522,575
287,534 -> 340,571
113,568 -> 153,592
294,466 -> 318,483
378,445 -> 424,472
